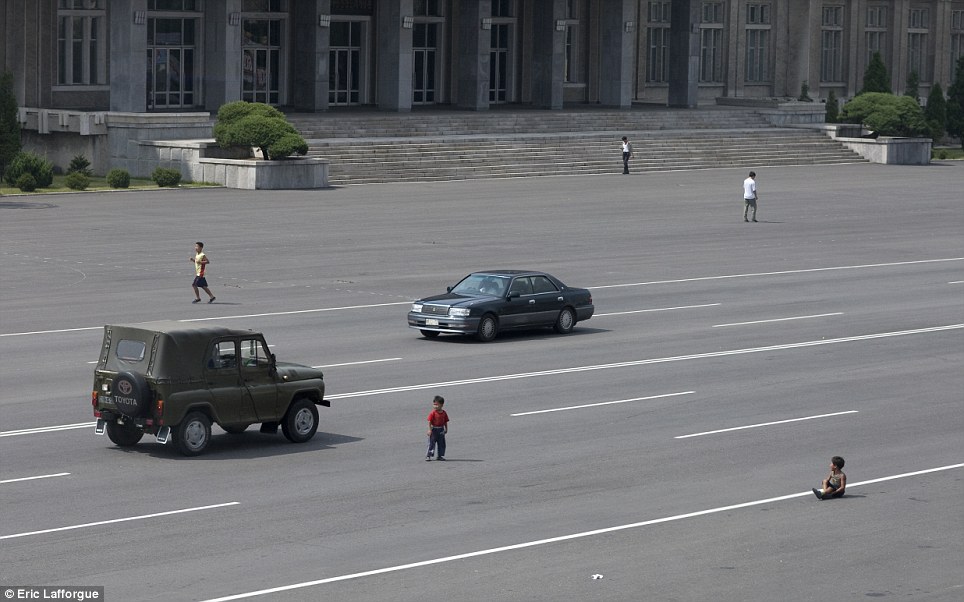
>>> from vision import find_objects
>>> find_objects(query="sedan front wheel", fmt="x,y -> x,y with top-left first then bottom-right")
477,314 -> 499,342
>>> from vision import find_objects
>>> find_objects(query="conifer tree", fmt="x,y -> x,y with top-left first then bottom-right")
924,83 -> 946,142
0,71 -> 22,176
947,56 -> 964,150
861,52 -> 891,94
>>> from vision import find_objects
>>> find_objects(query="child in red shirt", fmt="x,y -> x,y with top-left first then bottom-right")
426,395 -> 449,461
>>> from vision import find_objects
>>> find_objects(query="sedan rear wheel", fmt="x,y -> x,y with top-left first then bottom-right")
554,307 -> 576,334
477,314 -> 499,342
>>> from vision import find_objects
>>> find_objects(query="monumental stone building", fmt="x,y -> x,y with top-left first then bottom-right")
1,1 -> 962,173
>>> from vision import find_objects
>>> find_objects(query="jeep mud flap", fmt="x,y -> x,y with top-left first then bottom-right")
95,419 -> 106,435
316,399 -> 331,407
155,426 -> 171,444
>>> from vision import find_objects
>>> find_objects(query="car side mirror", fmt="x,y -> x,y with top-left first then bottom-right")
446,286 -> 453,293
508,291 -> 521,300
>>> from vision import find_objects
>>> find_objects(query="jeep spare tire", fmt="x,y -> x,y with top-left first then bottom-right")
112,371 -> 151,417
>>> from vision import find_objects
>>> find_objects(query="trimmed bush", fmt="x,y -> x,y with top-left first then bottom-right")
841,93 -> 928,137
16,173 -> 37,192
152,167 -> 182,187
67,154 -> 93,177
213,101 -> 308,160
4,151 -> 54,188
106,168 -> 131,189
65,171 -> 90,190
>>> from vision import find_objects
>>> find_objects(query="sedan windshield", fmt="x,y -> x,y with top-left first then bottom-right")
451,274 -> 510,297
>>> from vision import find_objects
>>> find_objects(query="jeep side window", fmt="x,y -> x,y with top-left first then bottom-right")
209,340 -> 237,370
241,337 -> 272,369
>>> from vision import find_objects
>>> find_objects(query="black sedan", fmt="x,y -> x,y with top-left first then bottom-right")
408,270 -> 594,342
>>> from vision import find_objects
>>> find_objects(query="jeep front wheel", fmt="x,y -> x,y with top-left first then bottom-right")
106,421 -> 143,447
174,412 -> 212,456
281,398 -> 318,443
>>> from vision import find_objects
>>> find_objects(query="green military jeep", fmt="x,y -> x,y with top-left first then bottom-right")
92,321 -> 328,456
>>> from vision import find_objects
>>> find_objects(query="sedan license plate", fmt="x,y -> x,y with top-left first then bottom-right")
425,318 -> 439,326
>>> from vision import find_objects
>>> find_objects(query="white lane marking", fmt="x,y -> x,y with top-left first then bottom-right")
0,473 -> 70,485
0,502 -> 240,541
0,302 -> 412,337
198,463 -> 964,602
326,324 -> 964,400
5,257 -> 962,338
595,303 -> 720,317
511,391 -> 694,417
949,280 -> 964,284
7,324 -> 962,439
712,312 -> 843,328
0,423 -> 95,438
180,301 -> 412,323
674,410 -> 859,439
313,358 -> 402,369
588,257 -> 964,290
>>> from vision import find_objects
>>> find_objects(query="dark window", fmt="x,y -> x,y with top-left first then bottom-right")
116,340 -> 147,362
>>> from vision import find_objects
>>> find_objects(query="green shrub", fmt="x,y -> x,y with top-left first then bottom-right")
106,168 -> 130,188
16,173 -> 37,192
152,167 -> 182,187
269,132 -> 309,159
841,93 -> 928,137
937,150 -> 948,160
67,154 -> 93,177
4,151 -> 54,188
65,171 -> 90,190
213,101 -> 308,160
904,70 -> 920,101
924,83 -> 947,143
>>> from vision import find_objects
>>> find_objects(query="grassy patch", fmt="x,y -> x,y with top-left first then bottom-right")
0,174 -> 222,195
932,147 -> 964,160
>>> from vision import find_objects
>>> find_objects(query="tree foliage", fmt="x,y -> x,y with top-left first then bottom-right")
924,83 -> 947,142
825,90 -> 840,123
904,70 -> 920,101
861,52 -> 891,95
213,101 -> 308,160
4,151 -> 54,188
840,93 -> 927,137
0,71 -> 21,175
947,56 -> 964,150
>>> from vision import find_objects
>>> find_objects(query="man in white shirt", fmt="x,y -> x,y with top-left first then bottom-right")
743,171 -> 758,222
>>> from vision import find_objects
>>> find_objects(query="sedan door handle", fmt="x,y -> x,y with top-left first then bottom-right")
557,297 -> 564,301
528,299 -> 536,304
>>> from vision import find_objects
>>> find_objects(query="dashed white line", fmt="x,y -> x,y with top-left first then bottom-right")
197,463 -> 964,602
511,391 -> 694,416
674,410 -> 859,439
313,358 -> 402,369
0,502 -> 241,541
712,312 -> 843,328
594,304 -> 720,317
0,472 -> 71,485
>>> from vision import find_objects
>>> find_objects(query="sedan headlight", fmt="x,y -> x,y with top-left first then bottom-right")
448,307 -> 471,317
411,303 -> 423,312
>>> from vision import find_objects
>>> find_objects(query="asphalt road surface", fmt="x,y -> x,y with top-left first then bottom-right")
1,162 -> 962,602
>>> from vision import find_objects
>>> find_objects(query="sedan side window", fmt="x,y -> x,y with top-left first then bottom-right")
508,277 -> 533,296
530,276 -> 559,294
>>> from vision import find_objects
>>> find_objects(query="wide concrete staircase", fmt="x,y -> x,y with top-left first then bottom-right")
287,107 -> 865,185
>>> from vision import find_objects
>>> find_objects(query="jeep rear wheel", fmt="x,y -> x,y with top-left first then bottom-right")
174,412 -> 212,456
106,421 -> 143,447
281,398 -> 318,443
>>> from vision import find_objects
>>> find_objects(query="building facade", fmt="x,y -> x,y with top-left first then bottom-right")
3,0 -> 962,116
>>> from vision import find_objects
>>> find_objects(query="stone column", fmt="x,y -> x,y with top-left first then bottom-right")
376,0 -> 413,111
204,0 -> 244,110
290,0 -> 330,111
110,0 -> 149,112
598,0 -> 634,108
530,0 -> 565,109
667,0 -> 699,108
457,0 -> 491,110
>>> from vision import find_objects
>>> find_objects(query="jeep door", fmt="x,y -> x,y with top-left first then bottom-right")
205,339 -> 258,424
240,337 -> 279,420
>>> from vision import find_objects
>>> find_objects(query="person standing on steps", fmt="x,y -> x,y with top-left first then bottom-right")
743,171 -> 758,222
191,241 -> 216,303
621,136 -> 634,174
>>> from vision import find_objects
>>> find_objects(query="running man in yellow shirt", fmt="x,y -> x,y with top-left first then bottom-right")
190,241 -> 216,303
